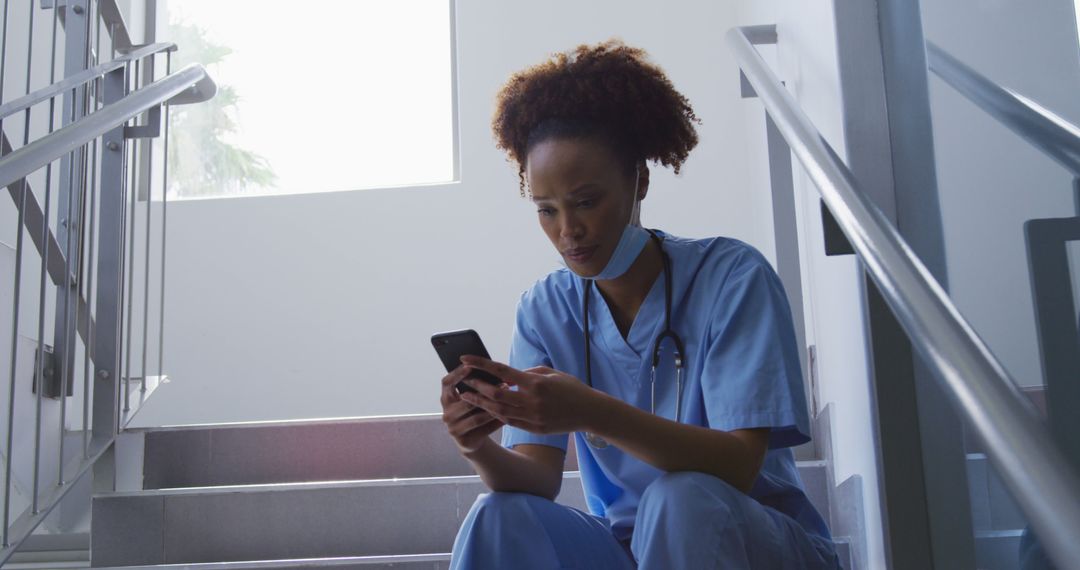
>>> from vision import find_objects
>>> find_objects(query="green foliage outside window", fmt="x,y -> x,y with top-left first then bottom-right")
166,21 -> 276,198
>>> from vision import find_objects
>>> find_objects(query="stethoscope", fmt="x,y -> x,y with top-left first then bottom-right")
581,230 -> 686,449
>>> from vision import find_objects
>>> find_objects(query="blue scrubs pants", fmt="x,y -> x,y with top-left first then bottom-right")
451,472 -> 841,569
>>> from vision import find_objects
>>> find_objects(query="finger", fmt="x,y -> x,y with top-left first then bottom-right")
461,411 -> 503,435
460,391 -> 535,423
444,399 -> 482,424
500,415 -> 545,434
465,415 -> 505,439
447,405 -> 496,436
523,365 -> 556,375
459,356 -> 533,387
464,379 -> 527,407
441,364 -> 474,388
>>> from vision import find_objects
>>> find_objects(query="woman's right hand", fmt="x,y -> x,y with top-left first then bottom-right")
440,364 -> 504,455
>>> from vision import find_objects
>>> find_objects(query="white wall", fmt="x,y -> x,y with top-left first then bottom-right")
734,1 -> 886,567
130,0 -> 773,426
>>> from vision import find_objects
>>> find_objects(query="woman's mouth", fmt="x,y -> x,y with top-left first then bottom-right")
563,246 -> 598,264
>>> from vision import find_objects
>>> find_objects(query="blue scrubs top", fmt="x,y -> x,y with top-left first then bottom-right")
502,232 -> 831,542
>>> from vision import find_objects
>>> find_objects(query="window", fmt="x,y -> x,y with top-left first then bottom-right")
165,0 -> 456,199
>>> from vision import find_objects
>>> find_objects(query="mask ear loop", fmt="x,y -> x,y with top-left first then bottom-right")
629,167 -> 643,227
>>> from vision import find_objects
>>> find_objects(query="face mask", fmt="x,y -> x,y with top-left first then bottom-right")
568,169 -> 648,281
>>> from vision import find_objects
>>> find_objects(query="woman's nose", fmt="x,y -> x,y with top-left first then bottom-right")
559,212 -> 585,240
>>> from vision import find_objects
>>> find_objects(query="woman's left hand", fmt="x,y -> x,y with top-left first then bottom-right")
457,355 -> 600,435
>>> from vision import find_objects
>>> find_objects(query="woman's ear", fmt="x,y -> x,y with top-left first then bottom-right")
636,163 -> 651,201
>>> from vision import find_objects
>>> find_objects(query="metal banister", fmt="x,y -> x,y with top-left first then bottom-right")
0,63 -> 215,190
927,42 -> 1080,177
0,42 -> 176,121
728,25 -> 1080,570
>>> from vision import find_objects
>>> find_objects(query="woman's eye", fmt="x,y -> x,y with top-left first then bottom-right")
577,199 -> 595,208
537,208 -> 554,217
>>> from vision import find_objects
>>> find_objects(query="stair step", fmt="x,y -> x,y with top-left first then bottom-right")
966,453 -> 1026,531
974,529 -> 1023,570
138,416 -> 579,489
833,538 -> 851,570
92,553 -> 451,569
92,474 -> 584,567
138,416 -> 827,493
796,460 -> 829,525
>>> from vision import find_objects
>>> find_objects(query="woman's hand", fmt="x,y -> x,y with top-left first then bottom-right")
440,364 -> 504,455
456,355 -> 600,435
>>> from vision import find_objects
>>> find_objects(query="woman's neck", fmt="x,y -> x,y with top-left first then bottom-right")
595,238 -> 664,339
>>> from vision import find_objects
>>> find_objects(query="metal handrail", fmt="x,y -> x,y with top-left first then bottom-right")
0,63 -> 215,190
0,42 -> 176,121
728,26 -> 1080,570
927,42 -> 1080,176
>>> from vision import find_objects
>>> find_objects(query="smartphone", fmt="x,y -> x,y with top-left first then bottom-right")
431,329 -> 504,394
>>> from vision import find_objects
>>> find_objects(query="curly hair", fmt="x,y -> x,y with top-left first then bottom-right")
492,39 -> 701,197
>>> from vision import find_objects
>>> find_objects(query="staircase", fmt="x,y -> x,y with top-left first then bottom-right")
74,414 -> 857,569
963,387 -> 1047,570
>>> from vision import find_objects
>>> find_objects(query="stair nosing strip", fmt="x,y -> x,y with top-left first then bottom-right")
126,412 -> 444,433
91,552 -> 452,570
97,471 -> 583,497
795,459 -> 827,468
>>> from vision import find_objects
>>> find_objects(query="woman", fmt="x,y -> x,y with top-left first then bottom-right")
439,39 -> 840,569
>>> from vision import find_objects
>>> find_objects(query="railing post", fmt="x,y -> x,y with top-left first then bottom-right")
90,65 -> 127,481
831,0 -> 975,566
52,0 -> 92,400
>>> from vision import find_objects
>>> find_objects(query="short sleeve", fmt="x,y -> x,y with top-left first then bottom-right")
701,250 -> 811,449
500,293 -> 570,452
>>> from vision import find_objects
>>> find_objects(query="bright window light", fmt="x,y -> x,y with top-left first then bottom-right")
165,0 -> 455,199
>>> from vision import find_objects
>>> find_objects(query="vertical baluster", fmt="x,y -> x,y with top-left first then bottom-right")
70,0 -> 95,461
32,168 -> 52,515
122,63 -> 139,414
115,53 -> 129,429
110,31 -> 122,436
56,81 -> 84,485
57,0 -> 93,479
139,56 -> 155,394
82,0 -> 102,460
0,0 -> 8,113
82,139 -> 98,457
32,5 -> 62,515
3,0 -> 35,544
1,0 -> 21,548
56,86 -> 79,486
157,51 -> 171,381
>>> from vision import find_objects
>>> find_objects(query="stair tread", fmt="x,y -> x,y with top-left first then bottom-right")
92,553 -> 453,569
101,472 -> 583,497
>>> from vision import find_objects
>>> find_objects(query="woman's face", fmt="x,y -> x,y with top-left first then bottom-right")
525,136 -> 644,278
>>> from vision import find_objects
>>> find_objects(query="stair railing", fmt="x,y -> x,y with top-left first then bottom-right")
926,43 -> 1080,490
728,24 -> 1080,570
926,43 -> 1080,177
0,0 -> 214,563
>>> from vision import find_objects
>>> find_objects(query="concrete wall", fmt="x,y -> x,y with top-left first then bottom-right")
129,0 -> 769,426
